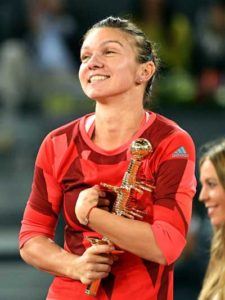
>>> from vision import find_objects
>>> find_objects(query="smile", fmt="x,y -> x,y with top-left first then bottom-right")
88,75 -> 110,83
207,205 -> 218,215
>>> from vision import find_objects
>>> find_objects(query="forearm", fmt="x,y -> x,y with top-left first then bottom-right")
20,235 -> 80,279
88,208 -> 167,264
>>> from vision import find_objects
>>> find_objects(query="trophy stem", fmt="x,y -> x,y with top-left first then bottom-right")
85,279 -> 101,296
84,139 -> 153,297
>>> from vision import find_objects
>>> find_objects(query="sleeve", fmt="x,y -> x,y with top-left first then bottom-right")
151,130 -> 196,265
19,133 -> 63,248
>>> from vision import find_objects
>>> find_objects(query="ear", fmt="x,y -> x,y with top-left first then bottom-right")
136,61 -> 156,84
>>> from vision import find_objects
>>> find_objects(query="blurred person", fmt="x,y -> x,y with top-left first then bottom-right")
134,0 -> 196,106
0,0 -> 29,151
66,0 -> 135,64
193,0 -> 225,104
174,211 -> 210,300
0,40 -> 29,113
0,40 -> 30,153
19,16 -> 196,299
0,0 -> 28,43
135,0 -> 193,71
198,138 -> 225,300
194,0 -> 225,73
27,0 -> 77,71
22,0 -> 81,117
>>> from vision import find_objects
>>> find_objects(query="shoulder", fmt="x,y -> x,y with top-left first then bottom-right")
154,112 -> 189,135
47,117 -> 82,141
35,114 -> 92,172
43,113 -> 93,145
146,112 -> 195,149
143,112 -> 196,167
36,115 -> 86,162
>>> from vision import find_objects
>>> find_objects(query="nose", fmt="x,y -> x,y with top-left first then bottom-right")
87,53 -> 103,69
199,185 -> 208,202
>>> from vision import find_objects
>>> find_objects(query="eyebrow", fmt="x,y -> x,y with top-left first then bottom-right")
81,40 -> 124,50
102,40 -> 124,47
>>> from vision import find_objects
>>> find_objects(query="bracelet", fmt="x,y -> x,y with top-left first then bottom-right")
82,206 -> 96,226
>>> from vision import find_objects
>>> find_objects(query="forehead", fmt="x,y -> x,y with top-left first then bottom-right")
200,159 -> 218,179
81,27 -> 135,51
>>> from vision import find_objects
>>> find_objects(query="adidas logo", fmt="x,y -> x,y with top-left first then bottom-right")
172,146 -> 188,158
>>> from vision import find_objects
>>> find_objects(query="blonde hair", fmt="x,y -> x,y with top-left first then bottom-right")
198,138 -> 225,300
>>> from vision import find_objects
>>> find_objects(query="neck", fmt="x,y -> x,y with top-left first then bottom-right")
92,100 -> 146,150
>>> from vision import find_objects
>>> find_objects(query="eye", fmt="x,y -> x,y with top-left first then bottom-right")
207,180 -> 217,189
80,54 -> 91,63
104,49 -> 116,56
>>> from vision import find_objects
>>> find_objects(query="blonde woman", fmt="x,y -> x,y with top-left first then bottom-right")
199,138 -> 225,300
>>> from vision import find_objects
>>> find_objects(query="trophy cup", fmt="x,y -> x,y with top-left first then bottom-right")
85,138 -> 154,296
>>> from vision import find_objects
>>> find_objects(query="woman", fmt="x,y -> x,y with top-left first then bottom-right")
198,138 -> 225,300
19,16 -> 196,300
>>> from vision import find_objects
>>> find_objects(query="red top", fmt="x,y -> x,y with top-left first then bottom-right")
19,111 -> 196,300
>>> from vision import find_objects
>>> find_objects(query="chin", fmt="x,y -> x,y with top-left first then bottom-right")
86,92 -> 104,100
211,218 -> 225,227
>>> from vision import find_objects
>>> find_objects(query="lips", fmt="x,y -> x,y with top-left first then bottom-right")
88,75 -> 110,83
207,205 -> 218,216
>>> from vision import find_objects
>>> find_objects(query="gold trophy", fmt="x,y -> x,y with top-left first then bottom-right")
85,138 -> 154,296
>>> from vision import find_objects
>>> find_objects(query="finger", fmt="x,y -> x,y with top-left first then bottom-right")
85,269 -> 111,282
87,244 -> 115,255
98,190 -> 106,198
98,206 -> 109,212
92,263 -> 112,273
93,184 -> 101,192
111,254 -> 119,262
92,255 -> 114,265
91,188 -> 106,202
98,198 -> 110,206
111,249 -> 124,254
84,255 -> 114,267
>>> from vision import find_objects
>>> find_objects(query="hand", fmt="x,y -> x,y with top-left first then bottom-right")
75,185 -> 109,225
75,244 -> 115,285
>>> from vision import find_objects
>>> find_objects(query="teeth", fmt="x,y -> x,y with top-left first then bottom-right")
206,205 -> 217,209
89,75 -> 108,83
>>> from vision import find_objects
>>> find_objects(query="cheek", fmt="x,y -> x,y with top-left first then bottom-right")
213,213 -> 225,226
78,66 -> 85,84
117,60 -> 137,75
213,199 -> 225,225
220,200 -> 225,218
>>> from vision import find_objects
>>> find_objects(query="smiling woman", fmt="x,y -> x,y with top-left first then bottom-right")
19,16 -> 196,300
198,138 -> 225,300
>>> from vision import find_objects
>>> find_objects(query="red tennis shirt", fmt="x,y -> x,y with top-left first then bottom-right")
19,111 -> 196,300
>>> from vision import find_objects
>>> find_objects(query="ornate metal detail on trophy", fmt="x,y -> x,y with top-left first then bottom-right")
101,138 -> 154,219
85,138 -> 154,296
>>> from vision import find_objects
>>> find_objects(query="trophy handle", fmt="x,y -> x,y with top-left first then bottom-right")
84,237 -> 124,296
83,139 -> 153,296
85,279 -> 101,296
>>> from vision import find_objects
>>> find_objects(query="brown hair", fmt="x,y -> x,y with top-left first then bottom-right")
82,16 -> 160,102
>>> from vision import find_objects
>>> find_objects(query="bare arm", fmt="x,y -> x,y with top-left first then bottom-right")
20,235 -> 115,284
89,208 -> 166,264
75,186 -> 167,265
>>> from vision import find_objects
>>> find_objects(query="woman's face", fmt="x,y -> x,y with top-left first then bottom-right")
78,27 -> 143,101
199,158 -> 225,226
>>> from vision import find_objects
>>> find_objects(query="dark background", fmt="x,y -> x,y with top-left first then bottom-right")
0,0 -> 225,299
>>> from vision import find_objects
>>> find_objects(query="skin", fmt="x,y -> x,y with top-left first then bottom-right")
20,195 -> 114,284
199,158 -> 225,226
79,27 -> 154,103
76,27 -> 165,264
79,27 -> 155,150
20,26 -> 166,287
